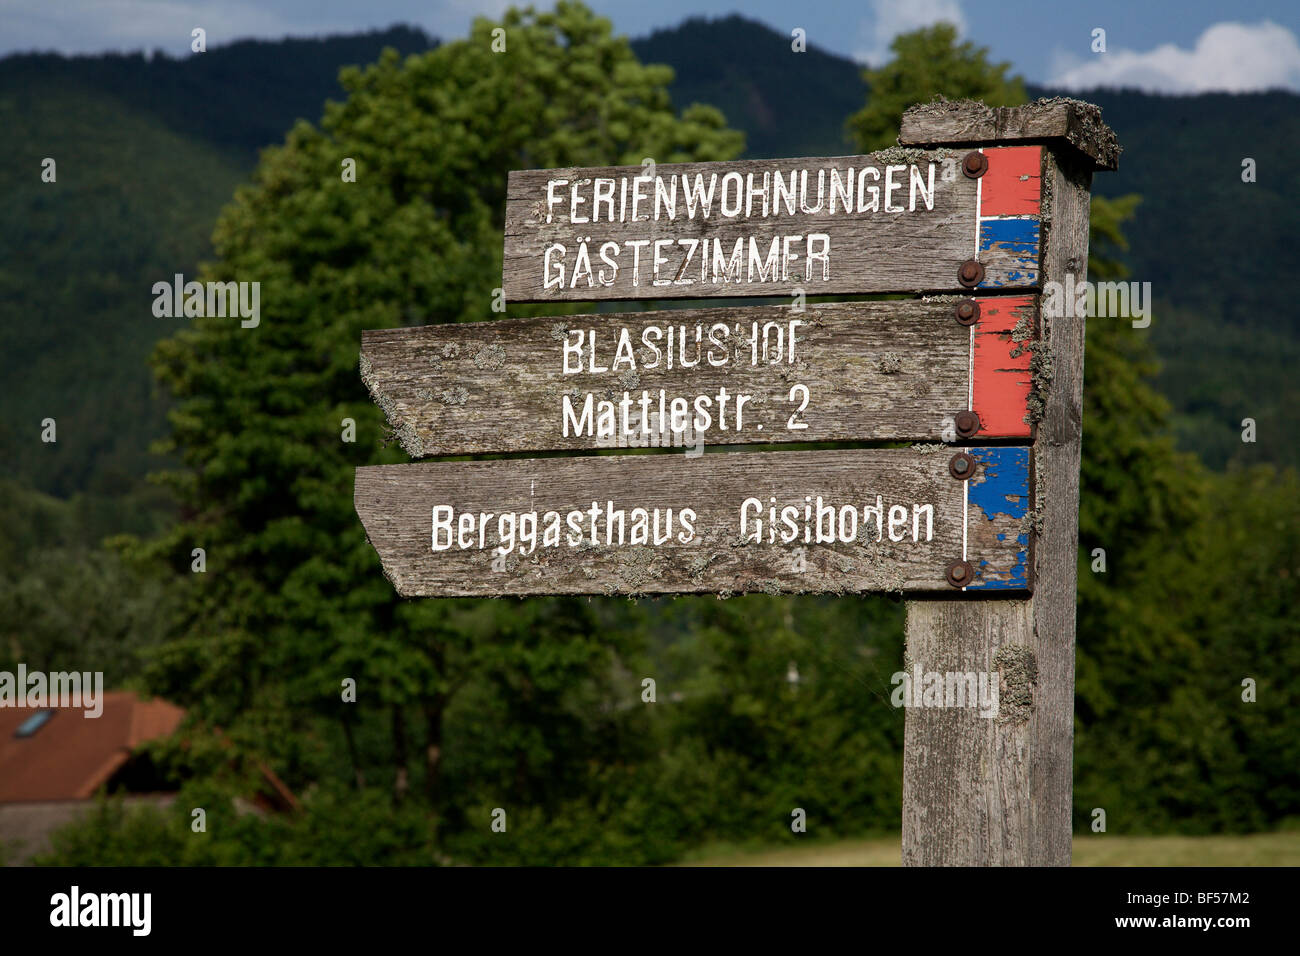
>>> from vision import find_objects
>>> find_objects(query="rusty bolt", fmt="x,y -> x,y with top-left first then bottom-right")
949,452 -> 976,480
958,260 -> 985,289
946,560 -> 975,588
955,410 -> 981,438
962,151 -> 988,178
954,298 -> 980,326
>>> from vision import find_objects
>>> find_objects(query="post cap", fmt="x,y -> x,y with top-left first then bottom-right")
899,96 -> 1120,171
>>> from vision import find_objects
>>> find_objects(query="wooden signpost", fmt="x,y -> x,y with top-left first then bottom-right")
355,98 -> 1120,866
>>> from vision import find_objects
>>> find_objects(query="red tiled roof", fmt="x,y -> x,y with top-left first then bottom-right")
0,692 -> 184,802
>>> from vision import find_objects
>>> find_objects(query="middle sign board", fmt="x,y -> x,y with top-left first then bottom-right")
361,296 -> 1036,458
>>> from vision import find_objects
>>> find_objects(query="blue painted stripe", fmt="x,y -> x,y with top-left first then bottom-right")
967,446 -> 1030,590
978,217 -> 1039,288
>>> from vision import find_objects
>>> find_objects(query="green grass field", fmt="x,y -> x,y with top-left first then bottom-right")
681,833 -> 1300,866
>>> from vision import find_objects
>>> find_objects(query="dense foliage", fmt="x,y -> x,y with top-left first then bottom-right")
846,23 -> 1026,152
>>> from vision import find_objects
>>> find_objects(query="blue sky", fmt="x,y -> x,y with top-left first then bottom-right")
2,0 -> 1298,92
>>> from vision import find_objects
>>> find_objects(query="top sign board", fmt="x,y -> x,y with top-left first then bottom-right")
503,146 -> 1042,302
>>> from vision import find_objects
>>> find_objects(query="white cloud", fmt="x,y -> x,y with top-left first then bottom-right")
1051,20 -> 1300,93
855,0 -> 966,65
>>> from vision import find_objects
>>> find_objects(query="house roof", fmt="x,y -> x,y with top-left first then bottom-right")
0,692 -> 185,802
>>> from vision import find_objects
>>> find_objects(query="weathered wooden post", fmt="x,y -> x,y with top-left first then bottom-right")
353,97 -> 1118,866
897,99 -> 1119,865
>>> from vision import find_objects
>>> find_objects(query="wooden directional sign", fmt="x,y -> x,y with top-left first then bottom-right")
354,446 -> 1030,598
503,146 -> 1043,302
354,97 -> 1122,866
361,296 -> 1036,457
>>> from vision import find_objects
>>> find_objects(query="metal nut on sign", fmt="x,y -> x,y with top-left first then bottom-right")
957,259 -> 984,289
961,150 -> 988,178
949,452 -> 976,480
954,298 -> 980,326
946,560 -> 975,589
954,410 -> 981,438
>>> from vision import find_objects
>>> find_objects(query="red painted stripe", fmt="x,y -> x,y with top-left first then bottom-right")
972,295 -> 1035,438
979,146 -> 1042,218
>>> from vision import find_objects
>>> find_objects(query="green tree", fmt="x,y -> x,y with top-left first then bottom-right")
657,593 -> 907,842
1072,203 -> 1227,831
847,23 -> 1025,152
1185,465 -> 1300,829
0,480 -> 174,683
36,787 -> 439,866
129,0 -> 742,836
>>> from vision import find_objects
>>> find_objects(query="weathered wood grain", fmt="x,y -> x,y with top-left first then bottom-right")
354,447 -> 1031,598
903,104 -> 1108,867
1023,145 -> 1093,866
359,298 -> 1039,457
901,599 -> 1035,865
503,149 -> 1041,302
900,97 -> 1120,171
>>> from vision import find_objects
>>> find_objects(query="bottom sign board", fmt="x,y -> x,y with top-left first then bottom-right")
355,446 -> 1031,598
